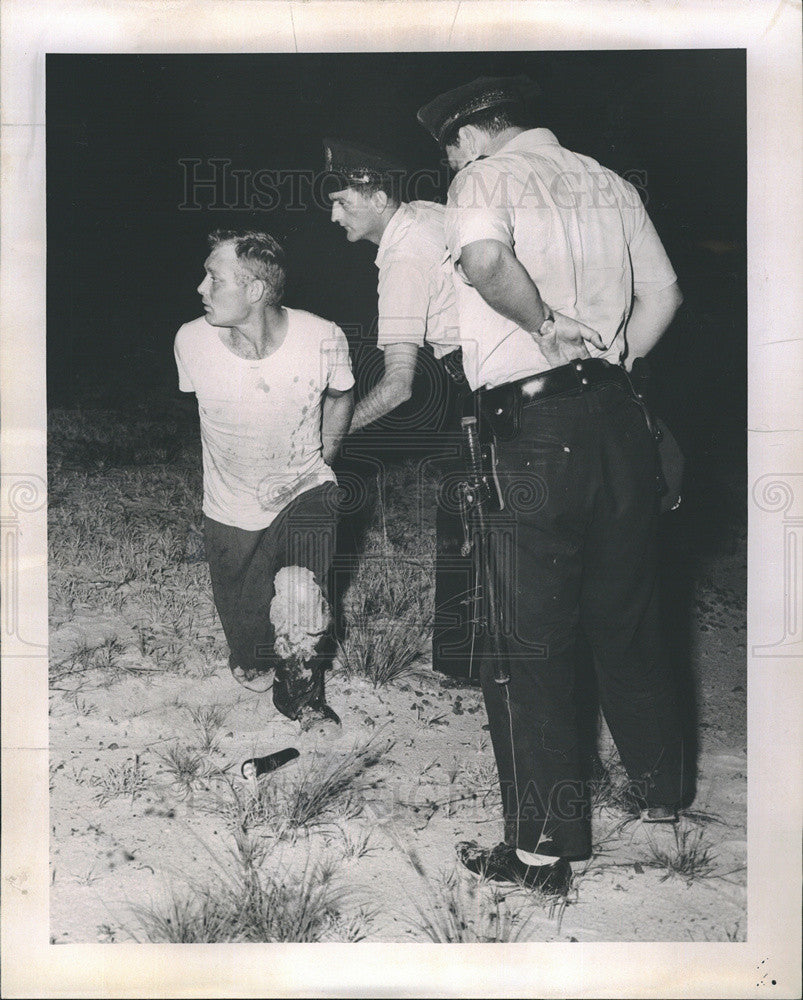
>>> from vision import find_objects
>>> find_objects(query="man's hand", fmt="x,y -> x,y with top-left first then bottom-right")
532,310 -> 606,367
459,241 -> 606,368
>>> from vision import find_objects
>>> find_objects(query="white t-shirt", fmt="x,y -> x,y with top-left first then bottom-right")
174,308 -> 355,530
444,129 -> 678,390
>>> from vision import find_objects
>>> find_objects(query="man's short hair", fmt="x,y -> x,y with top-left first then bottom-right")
440,106 -> 530,151
208,229 -> 287,305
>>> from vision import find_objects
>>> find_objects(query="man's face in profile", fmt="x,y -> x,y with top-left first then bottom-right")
329,186 -> 382,243
197,242 -> 252,328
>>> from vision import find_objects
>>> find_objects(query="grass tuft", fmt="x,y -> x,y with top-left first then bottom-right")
131,821 -> 366,944
132,863 -> 359,943
132,888 -> 235,943
186,704 -> 228,753
587,749 -> 640,814
641,824 -> 719,883
90,755 -> 148,804
339,529 -> 432,688
400,864 -> 542,943
156,743 -> 211,799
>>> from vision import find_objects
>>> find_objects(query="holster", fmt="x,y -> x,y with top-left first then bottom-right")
627,359 -> 685,513
478,383 -> 523,442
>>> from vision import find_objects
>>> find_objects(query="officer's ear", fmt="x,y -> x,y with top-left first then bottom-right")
370,189 -> 389,213
458,124 -> 483,156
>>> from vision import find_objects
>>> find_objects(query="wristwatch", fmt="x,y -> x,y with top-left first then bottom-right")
538,307 -> 555,334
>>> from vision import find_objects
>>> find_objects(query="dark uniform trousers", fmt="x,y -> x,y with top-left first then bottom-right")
480,382 -> 683,860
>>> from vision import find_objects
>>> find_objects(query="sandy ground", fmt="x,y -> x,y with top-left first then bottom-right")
49,536 -> 746,944
45,399 -> 747,944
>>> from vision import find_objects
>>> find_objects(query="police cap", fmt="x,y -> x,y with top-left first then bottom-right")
417,75 -> 538,146
323,137 -> 407,187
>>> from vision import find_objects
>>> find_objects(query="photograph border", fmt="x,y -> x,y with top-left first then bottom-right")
2,2 -> 801,997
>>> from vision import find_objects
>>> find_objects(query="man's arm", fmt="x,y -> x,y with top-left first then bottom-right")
623,281 -> 684,370
458,239 -> 605,366
321,386 -> 355,464
349,342 -> 419,432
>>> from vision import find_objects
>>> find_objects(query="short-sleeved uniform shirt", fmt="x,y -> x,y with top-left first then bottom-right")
375,200 -> 459,357
444,129 -> 678,391
174,308 -> 354,530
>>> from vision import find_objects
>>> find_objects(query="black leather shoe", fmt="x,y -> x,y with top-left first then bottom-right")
457,841 -> 572,894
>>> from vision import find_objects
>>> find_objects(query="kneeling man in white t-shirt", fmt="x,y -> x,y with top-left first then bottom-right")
174,229 -> 354,732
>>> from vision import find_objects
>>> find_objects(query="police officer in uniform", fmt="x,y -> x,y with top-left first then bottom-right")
325,138 -> 479,681
417,76 -> 685,893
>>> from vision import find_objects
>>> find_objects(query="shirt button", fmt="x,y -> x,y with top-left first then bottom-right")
581,377 -> 589,385
575,362 -> 583,372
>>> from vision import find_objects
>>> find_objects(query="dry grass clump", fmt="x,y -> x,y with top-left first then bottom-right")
132,804 -> 368,944
90,756 -> 148,804
50,637 -> 127,685
132,854 -> 361,943
156,743 -> 215,799
392,845 -> 550,943
337,460 -> 436,688
586,748 -> 640,815
640,825 -> 720,883
405,871 -> 542,943
186,704 -> 229,753
339,529 -> 432,687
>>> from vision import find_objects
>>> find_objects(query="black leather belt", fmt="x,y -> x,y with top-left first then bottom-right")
500,358 -> 628,405
477,359 -> 631,441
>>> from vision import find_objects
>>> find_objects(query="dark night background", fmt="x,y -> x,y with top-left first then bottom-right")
46,50 -> 746,535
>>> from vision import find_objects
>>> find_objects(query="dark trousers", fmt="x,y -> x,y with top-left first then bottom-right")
480,383 -> 683,859
433,376 -> 480,682
204,483 -> 338,720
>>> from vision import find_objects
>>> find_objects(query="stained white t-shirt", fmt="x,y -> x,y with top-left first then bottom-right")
444,129 -> 678,390
174,308 -> 354,530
